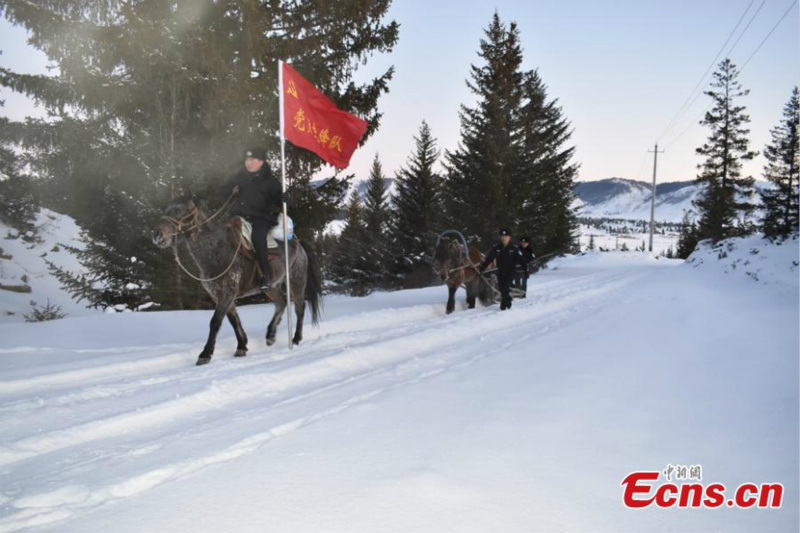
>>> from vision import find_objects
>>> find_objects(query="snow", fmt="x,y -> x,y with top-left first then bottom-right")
0,240 -> 797,533
575,178 -> 769,223
324,219 -> 346,237
686,234 -> 800,286
578,223 -> 679,254
0,209 -> 98,323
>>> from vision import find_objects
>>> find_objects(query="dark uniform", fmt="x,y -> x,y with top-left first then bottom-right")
514,236 -> 536,296
218,148 -> 283,287
480,231 -> 526,310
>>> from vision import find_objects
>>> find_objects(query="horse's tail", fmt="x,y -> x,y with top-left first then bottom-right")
477,272 -> 495,306
300,239 -> 323,325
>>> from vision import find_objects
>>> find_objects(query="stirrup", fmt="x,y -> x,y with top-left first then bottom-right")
259,275 -> 270,290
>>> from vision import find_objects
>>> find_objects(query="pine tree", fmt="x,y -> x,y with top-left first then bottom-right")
518,70 -> 580,257
1,1 -> 398,309
761,86 -> 800,239
676,211 -> 700,259
331,190 -> 372,295
362,154 -> 391,284
694,58 -> 758,242
444,13 -> 578,257
45,184 -> 153,311
0,115 -> 38,237
286,174 -> 350,242
390,121 -> 444,287
587,234 -> 595,251
444,13 -> 525,247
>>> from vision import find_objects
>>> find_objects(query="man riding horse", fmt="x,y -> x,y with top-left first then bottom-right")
218,147 -> 288,290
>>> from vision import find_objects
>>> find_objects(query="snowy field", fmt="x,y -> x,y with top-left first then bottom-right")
0,239 -> 797,533
578,224 -> 679,255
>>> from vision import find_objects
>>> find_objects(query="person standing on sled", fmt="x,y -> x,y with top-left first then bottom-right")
513,235 -> 536,298
479,228 -> 526,311
218,147 -> 286,291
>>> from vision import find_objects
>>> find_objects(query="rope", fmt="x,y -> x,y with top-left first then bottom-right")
173,237 -> 243,283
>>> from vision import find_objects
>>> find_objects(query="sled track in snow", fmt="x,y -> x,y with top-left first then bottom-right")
0,268 -> 639,533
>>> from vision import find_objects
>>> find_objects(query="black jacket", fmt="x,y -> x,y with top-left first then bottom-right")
520,246 -> 535,271
480,242 -> 526,277
218,164 -> 282,224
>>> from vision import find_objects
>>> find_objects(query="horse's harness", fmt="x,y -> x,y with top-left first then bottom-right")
160,191 -> 244,282
159,189 -> 237,239
436,229 -> 481,278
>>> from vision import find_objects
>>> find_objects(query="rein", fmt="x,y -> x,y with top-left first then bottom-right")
172,237 -> 243,283
160,190 -> 237,238
162,190 -> 242,282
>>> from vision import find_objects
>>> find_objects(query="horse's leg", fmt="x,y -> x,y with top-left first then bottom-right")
197,291 -> 236,366
266,288 -> 286,346
446,283 -> 457,314
466,279 -> 477,309
292,297 -> 306,345
227,305 -> 248,357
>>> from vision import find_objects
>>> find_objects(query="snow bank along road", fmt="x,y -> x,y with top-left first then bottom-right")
0,251 -> 797,533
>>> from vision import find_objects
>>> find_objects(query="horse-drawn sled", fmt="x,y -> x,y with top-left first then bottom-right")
432,229 -> 527,314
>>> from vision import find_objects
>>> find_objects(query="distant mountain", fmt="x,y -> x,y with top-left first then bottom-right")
320,176 -> 767,234
574,177 -> 768,223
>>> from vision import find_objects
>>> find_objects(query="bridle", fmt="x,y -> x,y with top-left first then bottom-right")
158,191 -> 242,282
160,207 -> 201,238
159,190 -> 237,239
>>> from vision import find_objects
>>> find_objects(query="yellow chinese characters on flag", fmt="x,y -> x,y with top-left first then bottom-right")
282,63 -> 368,169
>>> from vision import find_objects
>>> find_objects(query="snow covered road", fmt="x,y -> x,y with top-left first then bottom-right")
0,250 -> 797,533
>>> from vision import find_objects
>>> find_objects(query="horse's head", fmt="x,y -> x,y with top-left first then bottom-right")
433,238 -> 464,281
152,189 -> 200,248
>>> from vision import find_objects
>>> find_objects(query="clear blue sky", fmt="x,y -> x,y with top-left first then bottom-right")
1,0 -> 798,183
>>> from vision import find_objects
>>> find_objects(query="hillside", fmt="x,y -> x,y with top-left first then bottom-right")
574,177 -> 768,222
0,209 -> 96,323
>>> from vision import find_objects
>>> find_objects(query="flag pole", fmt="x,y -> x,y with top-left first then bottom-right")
279,59 -> 293,350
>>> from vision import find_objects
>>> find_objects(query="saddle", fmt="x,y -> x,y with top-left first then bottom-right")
227,216 -> 294,261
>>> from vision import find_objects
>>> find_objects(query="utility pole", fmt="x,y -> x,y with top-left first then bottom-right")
648,143 -> 665,252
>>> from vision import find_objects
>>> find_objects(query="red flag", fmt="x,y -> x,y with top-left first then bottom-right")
281,62 -> 368,169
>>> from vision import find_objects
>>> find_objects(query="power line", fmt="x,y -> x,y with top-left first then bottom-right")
665,102 -> 711,150
667,0 -> 768,140
634,149 -> 649,181
723,0 -> 768,58
659,0 -> 768,143
740,0 -> 798,71
655,0 -> 755,143
664,0 -> 797,150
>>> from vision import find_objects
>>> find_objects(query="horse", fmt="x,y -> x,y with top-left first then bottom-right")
432,237 -> 494,314
152,190 -> 322,365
